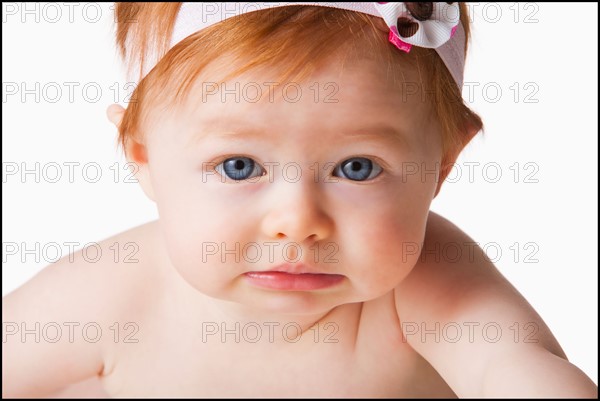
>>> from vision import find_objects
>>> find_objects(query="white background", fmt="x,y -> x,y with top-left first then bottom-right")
2,2 -> 598,385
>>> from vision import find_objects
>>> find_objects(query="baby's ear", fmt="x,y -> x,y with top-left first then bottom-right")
106,104 -> 125,128
106,104 -> 156,202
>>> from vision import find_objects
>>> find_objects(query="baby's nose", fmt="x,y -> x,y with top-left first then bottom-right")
259,178 -> 333,244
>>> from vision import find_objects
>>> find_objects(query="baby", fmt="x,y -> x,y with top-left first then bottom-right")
2,2 -> 598,398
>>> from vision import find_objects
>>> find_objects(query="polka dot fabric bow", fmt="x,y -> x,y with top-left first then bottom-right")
374,2 -> 460,52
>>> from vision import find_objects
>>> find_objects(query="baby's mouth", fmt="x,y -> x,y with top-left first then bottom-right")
243,271 -> 344,291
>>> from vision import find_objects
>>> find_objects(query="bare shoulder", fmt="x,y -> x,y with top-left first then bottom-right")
393,212 -> 568,395
2,221 -> 163,397
4,220 -> 163,320
395,211 -> 564,354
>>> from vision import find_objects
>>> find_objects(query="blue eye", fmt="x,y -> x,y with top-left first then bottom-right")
334,157 -> 382,181
215,157 -> 264,181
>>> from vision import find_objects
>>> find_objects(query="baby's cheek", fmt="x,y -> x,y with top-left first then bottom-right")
347,207 -> 427,295
156,204 -> 222,290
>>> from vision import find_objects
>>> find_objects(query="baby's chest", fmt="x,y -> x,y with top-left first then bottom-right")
101,314 -> 455,397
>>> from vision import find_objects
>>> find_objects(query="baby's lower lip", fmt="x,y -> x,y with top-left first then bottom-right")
243,271 -> 344,291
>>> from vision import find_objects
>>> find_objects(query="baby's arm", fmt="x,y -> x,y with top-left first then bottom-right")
2,246 -> 114,397
395,212 -> 598,398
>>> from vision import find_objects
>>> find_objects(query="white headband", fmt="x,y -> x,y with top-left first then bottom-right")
138,2 -> 465,89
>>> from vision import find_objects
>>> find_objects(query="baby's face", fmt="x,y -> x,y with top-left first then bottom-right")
141,53 -> 442,315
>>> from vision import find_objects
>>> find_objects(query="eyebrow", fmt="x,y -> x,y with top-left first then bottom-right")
341,125 -> 410,148
191,123 -> 410,149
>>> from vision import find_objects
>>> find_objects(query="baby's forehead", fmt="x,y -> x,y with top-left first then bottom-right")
155,69 -> 437,155
142,48 -> 437,149
178,54 -> 428,114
